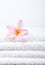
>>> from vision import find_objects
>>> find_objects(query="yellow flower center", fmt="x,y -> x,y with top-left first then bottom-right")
14,29 -> 21,36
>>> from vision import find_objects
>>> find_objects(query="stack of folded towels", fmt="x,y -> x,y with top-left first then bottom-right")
0,27 -> 45,65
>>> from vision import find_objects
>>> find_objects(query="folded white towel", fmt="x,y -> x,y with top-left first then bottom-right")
0,50 -> 45,58
0,58 -> 45,64
0,27 -> 45,42
0,42 -> 45,51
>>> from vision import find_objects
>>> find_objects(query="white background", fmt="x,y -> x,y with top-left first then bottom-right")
0,0 -> 45,40
0,0 -> 45,27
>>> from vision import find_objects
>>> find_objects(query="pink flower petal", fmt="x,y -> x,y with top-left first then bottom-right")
21,29 -> 29,36
15,35 -> 22,41
17,20 -> 23,29
7,25 -> 15,32
7,33 -> 15,39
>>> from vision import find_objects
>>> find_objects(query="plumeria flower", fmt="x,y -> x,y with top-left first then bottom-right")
7,20 -> 29,41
